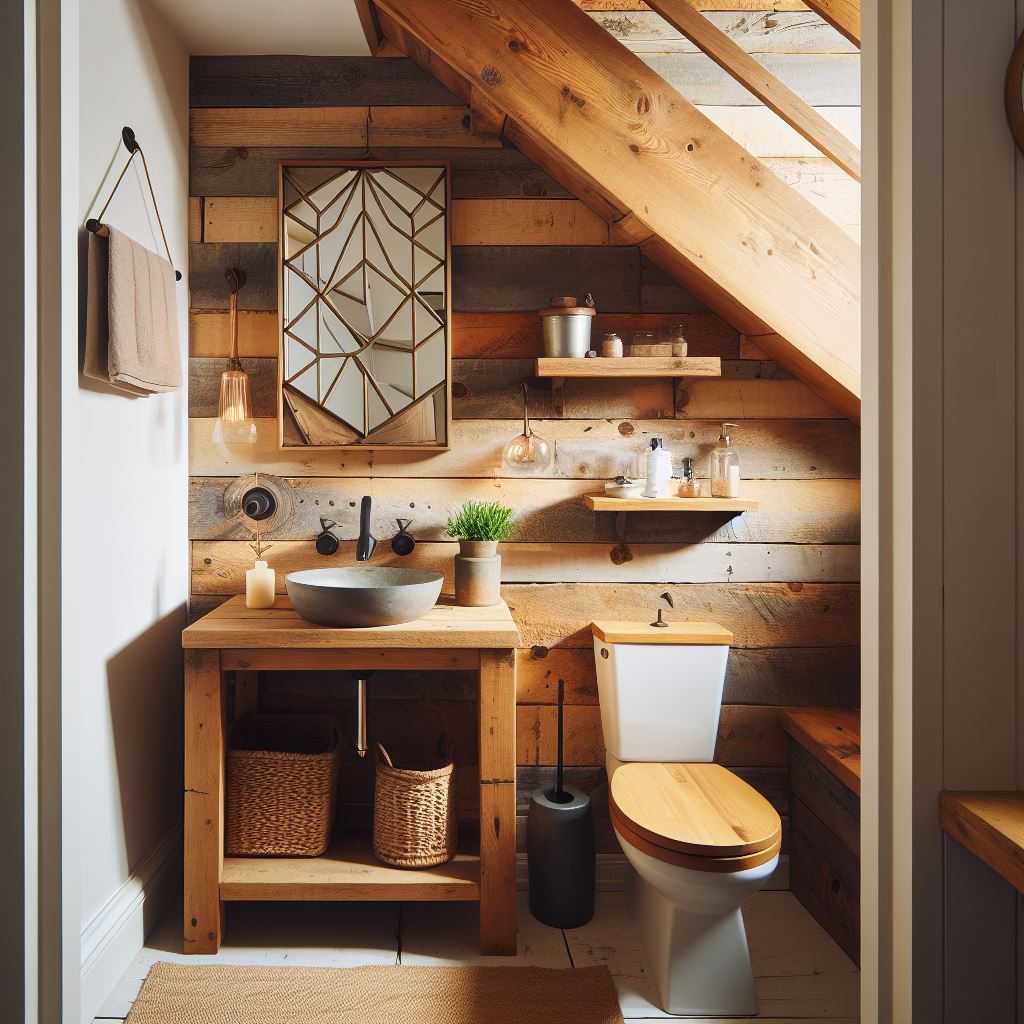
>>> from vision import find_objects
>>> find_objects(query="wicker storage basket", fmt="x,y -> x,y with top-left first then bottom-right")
373,742 -> 456,868
226,714 -> 339,857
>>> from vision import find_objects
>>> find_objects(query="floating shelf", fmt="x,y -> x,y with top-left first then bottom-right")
535,356 -> 722,378
221,836 -> 481,902
585,494 -> 760,513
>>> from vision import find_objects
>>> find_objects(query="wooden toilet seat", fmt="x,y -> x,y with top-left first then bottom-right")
609,762 -> 782,873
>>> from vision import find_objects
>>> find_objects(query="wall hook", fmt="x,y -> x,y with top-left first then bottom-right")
84,124 -> 182,281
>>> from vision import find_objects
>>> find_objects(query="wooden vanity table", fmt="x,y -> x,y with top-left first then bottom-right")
181,595 -> 520,955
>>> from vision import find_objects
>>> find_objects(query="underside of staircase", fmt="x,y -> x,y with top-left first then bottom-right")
362,0 -> 861,417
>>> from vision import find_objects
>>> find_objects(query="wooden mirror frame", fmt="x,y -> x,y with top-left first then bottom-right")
277,160 -> 452,451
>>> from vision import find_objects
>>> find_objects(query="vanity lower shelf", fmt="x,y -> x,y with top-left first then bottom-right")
221,836 -> 481,902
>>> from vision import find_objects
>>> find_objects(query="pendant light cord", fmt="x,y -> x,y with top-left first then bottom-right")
225,268 -> 246,369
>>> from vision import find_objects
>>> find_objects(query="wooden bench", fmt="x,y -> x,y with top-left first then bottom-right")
780,708 -> 860,965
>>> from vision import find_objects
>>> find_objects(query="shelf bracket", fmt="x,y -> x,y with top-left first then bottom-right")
614,510 -> 627,542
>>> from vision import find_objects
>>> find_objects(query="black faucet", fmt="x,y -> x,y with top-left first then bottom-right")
356,495 -> 377,561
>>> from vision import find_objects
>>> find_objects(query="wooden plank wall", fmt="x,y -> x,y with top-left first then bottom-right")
188,48 -> 860,868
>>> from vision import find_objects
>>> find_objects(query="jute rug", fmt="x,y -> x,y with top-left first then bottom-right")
125,963 -> 624,1024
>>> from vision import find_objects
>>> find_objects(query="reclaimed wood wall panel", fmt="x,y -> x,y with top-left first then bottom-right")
191,540 -> 859,593
190,106 -> 369,147
586,11 -> 856,53
187,417 -> 859,480
191,147 -> 576,198
190,358 -> 845,419
186,56 -> 859,881
452,246 -> 645,312
189,242 -> 277,310
190,56 -> 462,107
190,311 -> 278,357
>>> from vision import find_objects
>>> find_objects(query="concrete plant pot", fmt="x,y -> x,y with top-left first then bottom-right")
454,540 -> 502,606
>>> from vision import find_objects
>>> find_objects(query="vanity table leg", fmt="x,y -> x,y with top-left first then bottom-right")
184,649 -> 225,954
478,649 -> 517,954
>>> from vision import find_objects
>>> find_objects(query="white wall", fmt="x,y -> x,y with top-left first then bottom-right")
863,0 -> 1024,1019
71,1 -> 188,1016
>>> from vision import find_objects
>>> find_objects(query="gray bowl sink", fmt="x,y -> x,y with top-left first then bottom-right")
285,567 -> 444,628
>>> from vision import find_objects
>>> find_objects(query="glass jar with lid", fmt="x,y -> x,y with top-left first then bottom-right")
665,323 -> 688,358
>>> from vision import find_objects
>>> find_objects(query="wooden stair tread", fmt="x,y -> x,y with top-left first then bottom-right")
941,792 -> 1024,897
374,0 -> 862,415
780,707 -> 861,795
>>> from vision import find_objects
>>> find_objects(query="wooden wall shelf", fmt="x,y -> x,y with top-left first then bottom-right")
535,356 -> 722,378
585,494 -> 760,513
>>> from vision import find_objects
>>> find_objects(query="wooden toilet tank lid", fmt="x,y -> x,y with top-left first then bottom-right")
610,762 -> 781,858
591,620 -> 734,645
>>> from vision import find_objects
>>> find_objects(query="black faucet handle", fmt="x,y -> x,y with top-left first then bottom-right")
316,518 -> 340,557
392,518 -> 416,557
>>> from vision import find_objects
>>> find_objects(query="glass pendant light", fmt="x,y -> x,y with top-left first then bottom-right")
503,383 -> 553,473
215,267 -> 257,444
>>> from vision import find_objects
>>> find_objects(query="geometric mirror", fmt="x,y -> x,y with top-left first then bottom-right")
278,162 -> 450,448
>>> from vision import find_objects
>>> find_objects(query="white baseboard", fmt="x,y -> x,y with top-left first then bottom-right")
516,853 -> 790,892
80,827 -> 180,1024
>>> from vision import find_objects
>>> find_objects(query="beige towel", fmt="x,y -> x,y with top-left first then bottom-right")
84,227 -> 181,394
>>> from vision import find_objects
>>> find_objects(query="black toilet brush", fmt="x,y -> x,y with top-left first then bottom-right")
527,678 -> 596,928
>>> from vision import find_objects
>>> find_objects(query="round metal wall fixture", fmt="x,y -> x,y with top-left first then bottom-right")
223,473 -> 294,535
1006,30 -> 1024,155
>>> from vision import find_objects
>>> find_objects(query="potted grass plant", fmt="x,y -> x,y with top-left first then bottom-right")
446,500 -> 515,606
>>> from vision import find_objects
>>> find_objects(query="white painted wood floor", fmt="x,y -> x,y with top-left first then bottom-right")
96,891 -> 858,1023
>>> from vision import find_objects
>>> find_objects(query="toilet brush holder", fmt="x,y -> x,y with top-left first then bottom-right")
527,679 -> 595,928
528,786 -> 595,928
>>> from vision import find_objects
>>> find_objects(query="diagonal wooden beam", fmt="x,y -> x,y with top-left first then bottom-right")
354,0 -> 382,52
803,0 -> 861,48
645,0 -> 860,179
374,0 -> 860,412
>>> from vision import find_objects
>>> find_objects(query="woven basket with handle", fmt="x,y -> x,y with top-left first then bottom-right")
373,741 -> 456,868
226,714 -> 339,857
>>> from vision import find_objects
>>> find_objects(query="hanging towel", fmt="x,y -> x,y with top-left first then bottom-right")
84,226 -> 181,395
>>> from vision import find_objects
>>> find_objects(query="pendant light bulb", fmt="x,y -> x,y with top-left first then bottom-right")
216,268 -> 257,445
502,383 -> 553,474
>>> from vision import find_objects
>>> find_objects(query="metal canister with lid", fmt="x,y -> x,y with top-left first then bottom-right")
539,294 -> 597,357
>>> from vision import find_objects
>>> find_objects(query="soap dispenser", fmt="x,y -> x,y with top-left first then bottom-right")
710,422 -> 742,498
643,437 -> 673,498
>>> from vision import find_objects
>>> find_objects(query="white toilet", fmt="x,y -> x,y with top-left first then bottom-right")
592,619 -> 781,1017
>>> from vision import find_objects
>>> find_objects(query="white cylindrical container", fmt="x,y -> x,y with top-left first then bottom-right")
246,559 -> 276,608
643,437 -> 673,498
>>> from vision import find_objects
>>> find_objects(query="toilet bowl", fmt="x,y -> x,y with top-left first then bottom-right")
592,621 -> 781,1017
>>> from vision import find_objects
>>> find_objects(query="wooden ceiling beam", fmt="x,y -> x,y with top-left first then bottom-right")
373,0 -> 860,411
645,0 -> 860,179
802,0 -> 861,47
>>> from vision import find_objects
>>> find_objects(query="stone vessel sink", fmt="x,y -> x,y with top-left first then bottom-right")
285,567 -> 444,628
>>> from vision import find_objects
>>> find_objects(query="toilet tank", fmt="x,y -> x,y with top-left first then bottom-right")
591,620 -> 733,763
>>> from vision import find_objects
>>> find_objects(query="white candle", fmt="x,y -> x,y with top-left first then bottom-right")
246,559 -> 276,608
